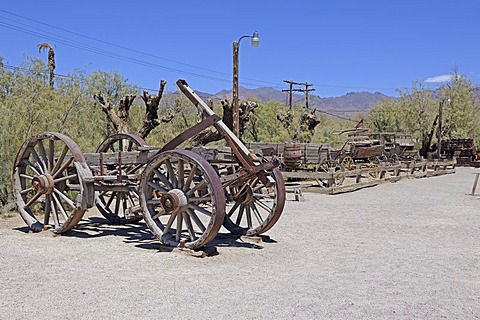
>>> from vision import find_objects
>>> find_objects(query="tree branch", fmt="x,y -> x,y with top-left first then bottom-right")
93,93 -> 129,133
136,80 -> 168,139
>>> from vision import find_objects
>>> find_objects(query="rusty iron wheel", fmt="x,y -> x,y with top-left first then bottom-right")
222,166 -> 286,236
95,133 -> 147,224
139,150 -> 225,249
12,132 -> 93,233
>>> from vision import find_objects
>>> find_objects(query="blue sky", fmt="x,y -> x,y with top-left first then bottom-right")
0,1 -> 478,97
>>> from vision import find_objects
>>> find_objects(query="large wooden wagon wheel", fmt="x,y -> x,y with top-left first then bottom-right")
139,150 -> 225,249
12,132 -> 94,233
95,133 -> 147,224
222,164 -> 286,236
316,160 -> 345,187
341,155 -> 355,171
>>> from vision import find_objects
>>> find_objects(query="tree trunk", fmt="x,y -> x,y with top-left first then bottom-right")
93,93 -> 135,134
136,80 -> 168,139
421,115 -> 438,157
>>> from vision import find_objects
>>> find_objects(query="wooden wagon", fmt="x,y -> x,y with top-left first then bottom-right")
12,80 -> 286,249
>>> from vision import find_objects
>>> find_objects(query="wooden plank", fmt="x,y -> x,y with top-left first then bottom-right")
84,151 -> 151,166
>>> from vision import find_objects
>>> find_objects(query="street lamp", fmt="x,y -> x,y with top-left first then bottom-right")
232,31 -> 259,137
437,97 -> 451,159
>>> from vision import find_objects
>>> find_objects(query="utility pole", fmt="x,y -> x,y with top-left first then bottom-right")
282,80 -> 294,109
282,80 -> 315,109
303,82 -> 315,109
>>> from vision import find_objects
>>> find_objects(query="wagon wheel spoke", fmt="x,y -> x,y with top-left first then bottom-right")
153,168 -> 173,190
140,150 -> 225,249
235,205 -> 245,226
186,180 -> 207,197
183,212 -> 196,241
252,197 -> 274,213
24,192 -> 42,209
50,145 -> 69,177
251,202 -> 265,225
48,139 -> 55,172
23,159 -> 42,176
187,203 -> 213,217
165,158 -> 178,189
37,140 -> 49,173
29,146 -> 45,174
176,211 -> 183,242
187,208 -> 206,233
114,192 -> 122,217
183,164 -> 197,192
52,157 -> 74,179
162,212 -> 176,234
246,206 -> 253,229
95,134 -> 147,224
105,191 -> 116,208
227,200 -> 241,218
52,192 -> 70,221
50,196 -> 60,229
177,159 -> 185,189
20,187 -> 35,195
44,195 -> 52,226
53,188 -> 76,210
127,190 -> 138,208
147,181 -> 169,194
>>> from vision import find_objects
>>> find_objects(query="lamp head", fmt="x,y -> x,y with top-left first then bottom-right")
251,31 -> 259,47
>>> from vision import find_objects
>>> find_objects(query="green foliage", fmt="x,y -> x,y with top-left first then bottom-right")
243,100 -> 291,143
366,74 -> 480,151
438,71 -> 480,143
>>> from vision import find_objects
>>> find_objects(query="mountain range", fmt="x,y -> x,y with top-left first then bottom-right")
195,86 -> 480,119
199,86 -> 393,116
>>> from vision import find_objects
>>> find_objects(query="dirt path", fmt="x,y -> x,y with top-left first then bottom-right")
1,167 -> 479,319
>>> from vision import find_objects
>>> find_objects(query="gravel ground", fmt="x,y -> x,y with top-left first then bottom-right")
1,167 -> 479,319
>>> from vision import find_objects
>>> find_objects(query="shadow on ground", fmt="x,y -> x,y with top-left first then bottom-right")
15,216 -> 278,255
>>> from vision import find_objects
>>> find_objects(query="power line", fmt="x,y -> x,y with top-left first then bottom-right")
314,109 -> 358,122
0,9 -> 285,89
0,20 -> 240,85
2,63 -> 161,92
0,9 -> 401,93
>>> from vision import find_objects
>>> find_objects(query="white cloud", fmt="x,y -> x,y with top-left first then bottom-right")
424,74 -> 453,83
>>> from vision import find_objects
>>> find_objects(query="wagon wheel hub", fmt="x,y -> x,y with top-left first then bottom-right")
161,189 -> 188,214
32,174 -> 55,195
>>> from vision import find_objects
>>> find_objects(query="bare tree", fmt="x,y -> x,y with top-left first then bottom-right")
94,80 -> 172,139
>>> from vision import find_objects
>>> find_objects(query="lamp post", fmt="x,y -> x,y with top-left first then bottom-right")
437,97 -> 451,159
232,31 -> 259,137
